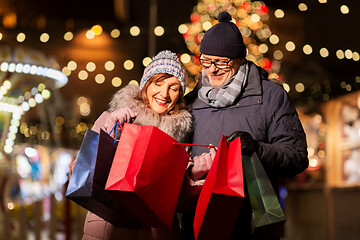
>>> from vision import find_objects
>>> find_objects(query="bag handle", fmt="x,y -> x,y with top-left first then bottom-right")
173,142 -> 215,149
173,143 -> 216,163
109,121 -> 120,144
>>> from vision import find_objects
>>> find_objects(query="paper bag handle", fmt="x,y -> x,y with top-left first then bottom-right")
109,121 -> 120,143
173,143 -> 216,163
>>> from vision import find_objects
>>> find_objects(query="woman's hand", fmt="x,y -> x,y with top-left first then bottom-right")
103,108 -> 137,137
190,147 -> 216,181
92,108 -> 137,137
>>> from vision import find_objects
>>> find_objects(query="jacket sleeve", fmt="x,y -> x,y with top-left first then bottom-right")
256,86 -> 309,178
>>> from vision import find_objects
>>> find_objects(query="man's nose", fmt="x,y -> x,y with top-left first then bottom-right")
209,63 -> 218,71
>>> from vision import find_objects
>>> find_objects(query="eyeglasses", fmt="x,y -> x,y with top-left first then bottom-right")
199,56 -> 232,69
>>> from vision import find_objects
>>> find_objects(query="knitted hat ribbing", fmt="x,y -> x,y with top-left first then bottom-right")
200,11 -> 246,59
140,50 -> 186,94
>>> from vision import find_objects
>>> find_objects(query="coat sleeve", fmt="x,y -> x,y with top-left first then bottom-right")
256,86 -> 309,178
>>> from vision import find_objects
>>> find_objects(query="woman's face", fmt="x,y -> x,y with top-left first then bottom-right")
146,76 -> 181,115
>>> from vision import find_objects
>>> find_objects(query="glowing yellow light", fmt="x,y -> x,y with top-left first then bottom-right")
344,49 -> 353,59
142,57 -> 152,67
56,116 -> 65,126
95,74 -> 105,84
17,33 -> 26,42
124,60 -> 134,70
86,62 -> 96,72
346,84 -> 352,91
259,44 -> 269,54
336,49 -> 345,59
28,98 -> 36,108
77,96 -> 87,105
64,31 -> 73,41
318,150 -> 325,158
319,48 -> 329,58
295,82 -> 305,92
180,54 -> 191,64
3,80 -> 11,89
40,33 -> 50,43
283,83 -> 290,93
7,202 -> 14,210
67,61 -> 77,71
86,30 -> 95,39
112,77 -> 122,87
79,103 -> 91,116
309,158 -> 318,168
251,14 -> 261,23
269,34 -> 279,44
105,61 -> 115,71
340,5 -> 349,14
128,80 -> 139,86
353,52 -> 359,61
3,13 -> 17,28
78,70 -> 88,80
62,66 -> 71,76
202,22 -> 212,31
110,29 -> 120,38
130,26 -> 140,36
285,41 -> 296,51
303,44 -> 313,55
0,33 -> 3,40
154,26 -> 165,36
298,3 -> 308,11
91,25 -> 103,35
178,24 -> 188,34
273,50 -> 283,60
38,83 -> 46,92
274,9 -> 285,18
318,0 -> 327,3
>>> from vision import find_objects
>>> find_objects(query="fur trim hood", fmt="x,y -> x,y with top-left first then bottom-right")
109,85 -> 192,143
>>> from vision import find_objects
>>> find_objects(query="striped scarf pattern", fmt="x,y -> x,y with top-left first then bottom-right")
198,61 -> 249,108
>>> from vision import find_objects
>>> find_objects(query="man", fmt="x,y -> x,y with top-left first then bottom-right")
181,11 -> 309,239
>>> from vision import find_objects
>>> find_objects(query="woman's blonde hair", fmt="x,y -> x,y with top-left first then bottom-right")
139,73 -> 187,115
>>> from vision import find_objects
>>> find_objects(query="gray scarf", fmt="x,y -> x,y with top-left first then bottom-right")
198,61 -> 250,108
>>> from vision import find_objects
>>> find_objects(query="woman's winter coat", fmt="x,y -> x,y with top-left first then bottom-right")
82,85 -> 192,240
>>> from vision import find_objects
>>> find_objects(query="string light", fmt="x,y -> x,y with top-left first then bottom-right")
130,26 -> 140,36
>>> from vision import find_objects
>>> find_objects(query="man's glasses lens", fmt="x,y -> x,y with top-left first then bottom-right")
200,59 -> 231,69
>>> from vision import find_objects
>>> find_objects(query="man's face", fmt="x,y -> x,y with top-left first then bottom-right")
200,54 -> 242,87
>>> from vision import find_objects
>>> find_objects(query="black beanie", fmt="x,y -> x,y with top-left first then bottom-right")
200,11 -> 246,59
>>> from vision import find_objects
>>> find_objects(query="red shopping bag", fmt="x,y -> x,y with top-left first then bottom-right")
105,123 -> 190,229
193,136 -> 245,240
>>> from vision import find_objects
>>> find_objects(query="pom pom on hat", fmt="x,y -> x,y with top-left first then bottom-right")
200,11 -> 246,59
218,11 -> 232,22
140,50 -> 186,94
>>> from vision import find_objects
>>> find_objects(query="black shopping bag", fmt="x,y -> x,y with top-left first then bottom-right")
66,124 -> 139,227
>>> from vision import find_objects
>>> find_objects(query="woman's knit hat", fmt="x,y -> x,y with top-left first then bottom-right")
139,50 -> 186,94
200,11 -> 246,59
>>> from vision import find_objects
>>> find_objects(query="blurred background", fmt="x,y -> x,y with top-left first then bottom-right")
0,0 -> 358,239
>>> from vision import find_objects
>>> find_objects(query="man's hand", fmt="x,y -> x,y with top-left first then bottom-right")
226,131 -> 257,155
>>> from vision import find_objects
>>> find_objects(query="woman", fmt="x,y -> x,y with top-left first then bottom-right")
77,50 -> 193,240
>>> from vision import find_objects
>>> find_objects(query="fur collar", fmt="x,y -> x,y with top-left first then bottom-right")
108,85 -> 192,143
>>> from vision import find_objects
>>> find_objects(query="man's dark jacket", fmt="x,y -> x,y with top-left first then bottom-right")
182,63 -> 309,239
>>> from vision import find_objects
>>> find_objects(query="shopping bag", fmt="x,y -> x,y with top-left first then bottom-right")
66,123 -> 139,227
243,152 -> 286,228
193,136 -> 245,240
105,123 -> 190,229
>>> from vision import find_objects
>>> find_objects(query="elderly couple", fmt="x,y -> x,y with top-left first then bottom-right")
76,11 -> 308,240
